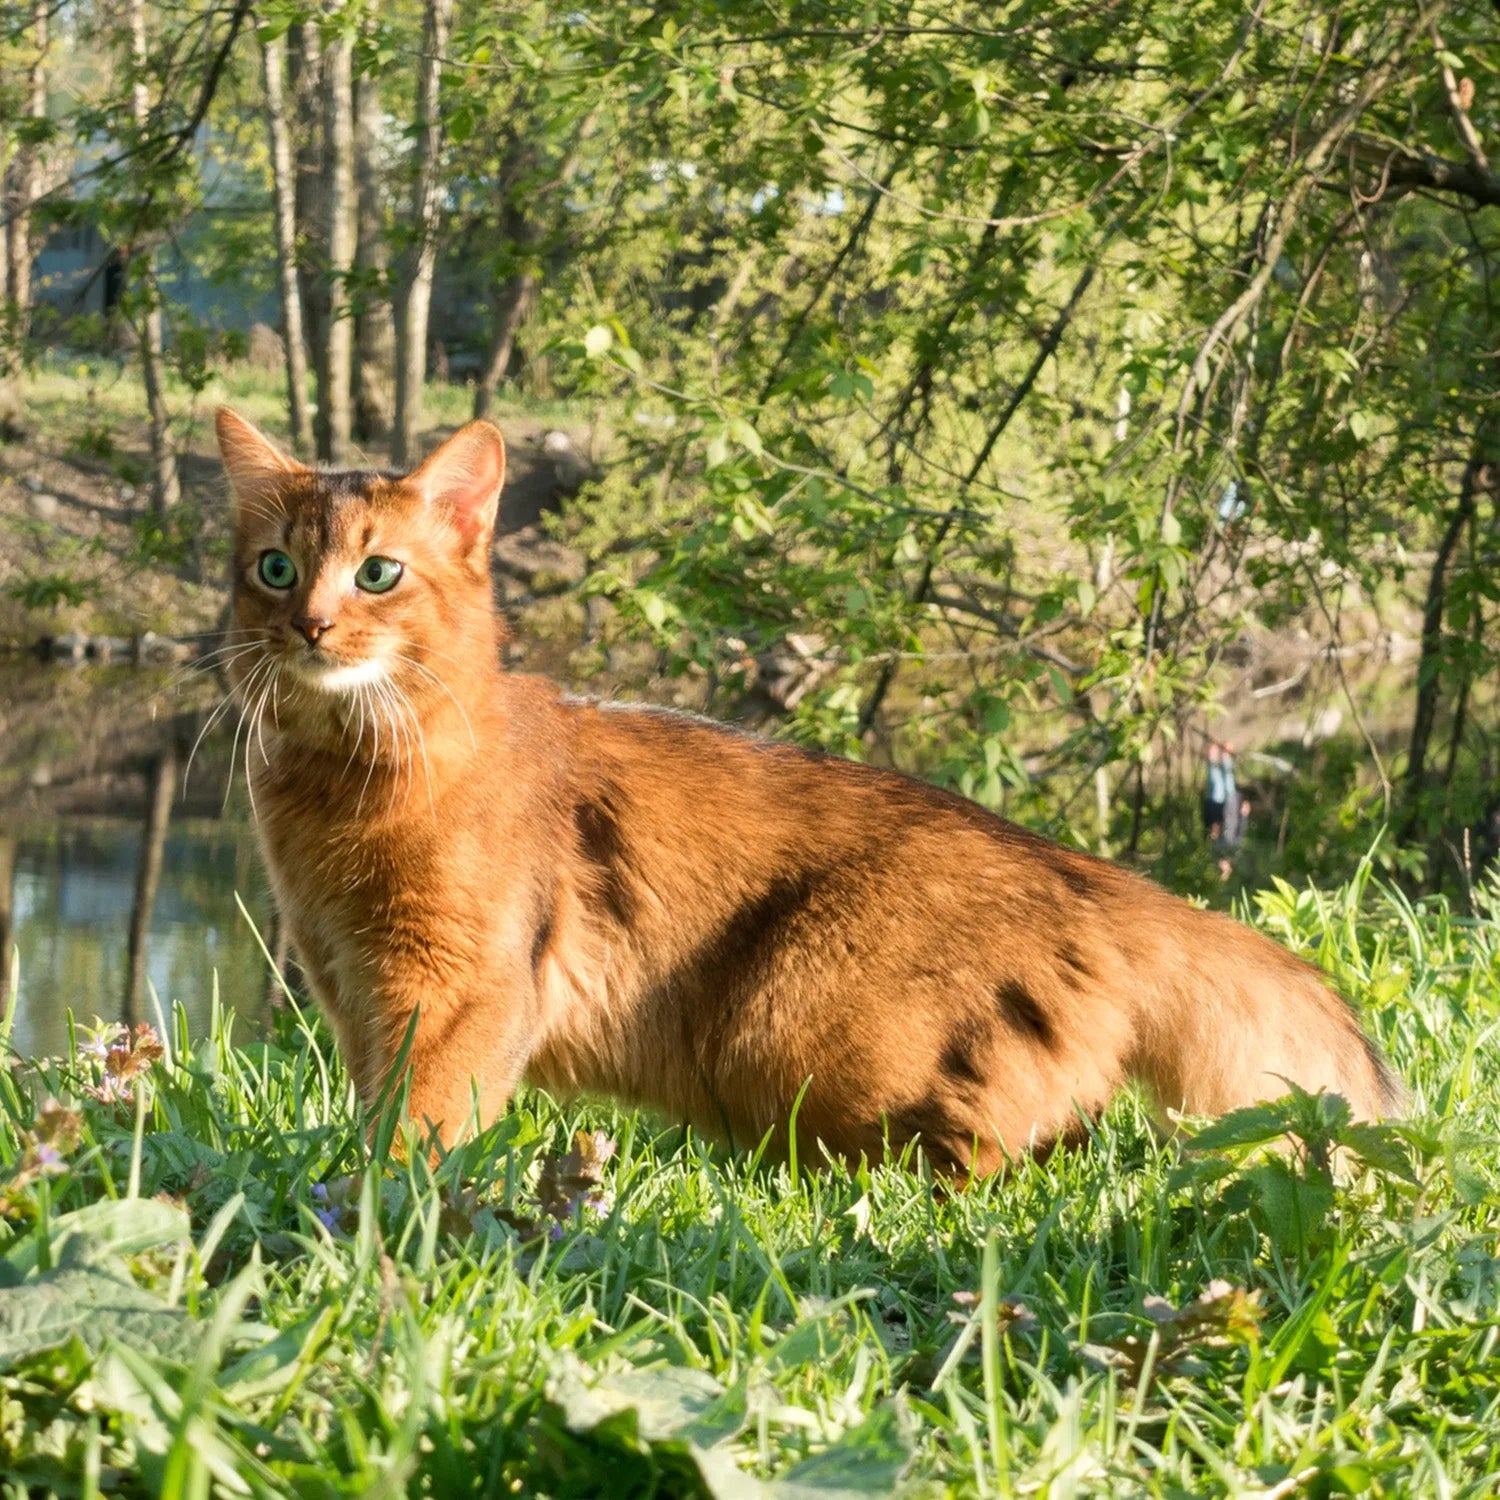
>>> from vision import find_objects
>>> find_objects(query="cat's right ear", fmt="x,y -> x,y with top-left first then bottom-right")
408,421 -> 507,555
215,408 -> 306,518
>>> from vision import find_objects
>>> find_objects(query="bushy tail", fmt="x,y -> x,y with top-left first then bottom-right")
1127,905 -> 1402,1124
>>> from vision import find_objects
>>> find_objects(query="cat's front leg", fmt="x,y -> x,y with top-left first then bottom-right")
380,974 -> 538,1149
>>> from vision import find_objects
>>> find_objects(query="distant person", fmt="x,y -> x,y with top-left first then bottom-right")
1203,739 -> 1241,880
1203,741 -> 1227,838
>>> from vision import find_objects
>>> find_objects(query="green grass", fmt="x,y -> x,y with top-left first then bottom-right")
0,871 -> 1497,1498
19,350 -> 597,462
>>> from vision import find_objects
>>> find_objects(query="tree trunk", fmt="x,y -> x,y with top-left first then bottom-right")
473,269 -> 538,420
124,749 -> 176,1026
3,0 -> 47,328
0,134 -> 9,312
1403,451 -> 1491,836
1,0 -> 47,431
0,134 -> 15,436
127,0 -> 180,515
260,35 -> 313,456
393,0 -> 453,465
288,24 -> 327,390
315,28 -> 355,463
352,60 -> 395,444
0,834 -> 15,1016
469,112 -> 599,422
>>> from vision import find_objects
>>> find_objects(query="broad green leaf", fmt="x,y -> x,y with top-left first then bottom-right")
1185,1101 -> 1295,1154
0,1268 -> 199,1369
692,1402 -> 914,1498
773,1401 -> 914,1497
546,1359 -> 745,1448
7,1197 -> 191,1276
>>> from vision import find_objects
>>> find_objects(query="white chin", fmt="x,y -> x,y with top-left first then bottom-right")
298,657 -> 388,693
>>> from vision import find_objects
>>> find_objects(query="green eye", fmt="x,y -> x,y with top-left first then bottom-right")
355,556 -> 403,594
257,550 -> 297,589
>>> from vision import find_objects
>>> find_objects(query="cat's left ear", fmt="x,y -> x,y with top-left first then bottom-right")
215,408 -> 307,517
408,421 -> 507,554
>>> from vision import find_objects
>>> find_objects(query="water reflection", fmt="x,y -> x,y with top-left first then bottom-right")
9,821 -> 273,1057
1,662 -> 274,1058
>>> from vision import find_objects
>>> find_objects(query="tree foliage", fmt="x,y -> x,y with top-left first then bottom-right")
5,0 -> 1500,881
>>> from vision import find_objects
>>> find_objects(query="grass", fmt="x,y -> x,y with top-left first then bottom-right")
18,350 -> 596,464
0,870 -> 1497,1498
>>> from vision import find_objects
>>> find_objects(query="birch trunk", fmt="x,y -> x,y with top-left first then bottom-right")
124,750 -> 175,1026
288,25 -> 327,388
260,35 -> 313,456
127,0 -> 180,515
3,0 -> 46,324
393,0 -> 453,465
315,28 -> 355,463
1,0 -> 47,429
0,135 -> 9,311
0,134 -> 14,434
0,834 -> 14,1016
353,61 -> 395,444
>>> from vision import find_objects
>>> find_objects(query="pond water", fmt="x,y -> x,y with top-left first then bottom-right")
1,661 -> 276,1059
7,820 -> 273,1058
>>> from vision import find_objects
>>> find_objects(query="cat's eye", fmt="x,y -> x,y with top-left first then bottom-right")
355,556 -> 403,594
258,550 -> 297,590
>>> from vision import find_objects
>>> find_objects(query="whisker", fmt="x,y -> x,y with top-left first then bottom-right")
356,680 -> 382,817
183,652 -> 269,793
399,680 -> 437,817
147,641 -> 264,706
394,682 -> 430,816
223,656 -> 276,815
375,679 -> 411,814
341,679 -> 368,780
253,662 -> 280,770
245,668 -> 278,825
389,651 -> 477,752
384,676 -> 431,816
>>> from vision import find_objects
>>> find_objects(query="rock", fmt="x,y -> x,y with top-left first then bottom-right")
247,322 -> 286,371
26,490 -> 60,522
86,636 -> 132,662
22,473 -> 43,493
542,430 -> 595,494
137,632 -> 194,665
45,633 -> 87,664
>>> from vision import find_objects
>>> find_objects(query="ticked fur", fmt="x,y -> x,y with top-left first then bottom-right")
217,408 -> 1400,1173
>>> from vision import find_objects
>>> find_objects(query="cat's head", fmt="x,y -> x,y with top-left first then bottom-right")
215,409 -> 505,729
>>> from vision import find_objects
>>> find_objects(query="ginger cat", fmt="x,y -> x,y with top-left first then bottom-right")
216,409 -> 1399,1173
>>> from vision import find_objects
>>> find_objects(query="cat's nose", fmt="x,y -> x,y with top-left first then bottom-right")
292,615 -> 334,645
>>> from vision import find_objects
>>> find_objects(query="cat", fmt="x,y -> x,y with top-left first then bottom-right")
216,408 -> 1401,1174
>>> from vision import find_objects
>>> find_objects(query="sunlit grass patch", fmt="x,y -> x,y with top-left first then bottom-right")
0,876 -> 1496,1496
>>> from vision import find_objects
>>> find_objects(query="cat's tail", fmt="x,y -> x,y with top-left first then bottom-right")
1123,902 -> 1403,1126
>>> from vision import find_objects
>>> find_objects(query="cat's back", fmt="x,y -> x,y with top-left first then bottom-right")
550,688 -> 1148,920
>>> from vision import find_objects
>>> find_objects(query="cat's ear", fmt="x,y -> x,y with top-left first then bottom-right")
408,421 -> 506,553
215,408 -> 306,516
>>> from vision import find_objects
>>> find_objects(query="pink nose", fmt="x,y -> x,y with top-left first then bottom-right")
292,615 -> 333,645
